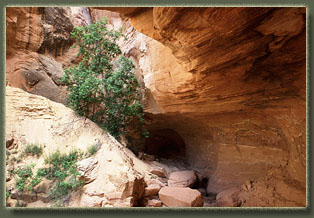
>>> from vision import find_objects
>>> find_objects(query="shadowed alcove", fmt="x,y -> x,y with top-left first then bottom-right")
144,128 -> 186,159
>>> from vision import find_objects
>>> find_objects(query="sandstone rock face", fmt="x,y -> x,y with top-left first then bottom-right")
100,7 -> 306,202
216,166 -> 306,207
158,187 -> 203,207
5,86 -> 151,207
6,7 -> 89,103
6,7 -> 306,207
69,7 -> 93,27
6,52 -> 67,103
6,7 -> 44,55
36,7 -> 74,57
76,157 -> 98,183
167,171 -> 197,188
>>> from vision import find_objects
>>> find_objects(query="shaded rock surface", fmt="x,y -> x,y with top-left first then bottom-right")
98,7 -> 306,203
6,7 -> 87,103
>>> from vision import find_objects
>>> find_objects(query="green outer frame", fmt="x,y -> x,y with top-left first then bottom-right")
0,0 -> 312,217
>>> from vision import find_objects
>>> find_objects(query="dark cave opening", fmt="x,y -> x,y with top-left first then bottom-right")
144,128 -> 186,159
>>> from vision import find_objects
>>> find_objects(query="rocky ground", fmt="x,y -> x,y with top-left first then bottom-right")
5,86 -> 211,208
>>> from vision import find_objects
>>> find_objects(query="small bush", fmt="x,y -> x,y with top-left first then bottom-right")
13,165 -> 34,191
44,150 -> 85,203
12,149 -> 86,206
36,168 -> 48,177
31,176 -> 42,187
87,144 -> 99,156
23,144 -> 43,157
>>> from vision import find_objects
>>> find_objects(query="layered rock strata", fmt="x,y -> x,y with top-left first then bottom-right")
94,7 -> 306,203
6,7 -> 306,207
6,7 -> 91,103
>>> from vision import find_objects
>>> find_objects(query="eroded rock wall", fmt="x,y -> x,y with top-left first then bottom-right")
6,7 -> 91,103
6,7 -> 306,206
96,7 -> 306,200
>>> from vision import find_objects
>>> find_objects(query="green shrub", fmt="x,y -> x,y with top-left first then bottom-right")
31,176 -> 42,187
43,150 -> 85,203
23,144 -> 43,157
36,168 -> 48,177
13,165 -> 34,191
12,149 -> 86,206
87,144 -> 99,156
60,17 -> 148,146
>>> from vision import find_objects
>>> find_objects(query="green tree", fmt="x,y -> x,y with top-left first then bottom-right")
61,18 -> 148,145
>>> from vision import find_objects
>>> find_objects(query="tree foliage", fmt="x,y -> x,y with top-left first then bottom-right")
61,18 -> 148,143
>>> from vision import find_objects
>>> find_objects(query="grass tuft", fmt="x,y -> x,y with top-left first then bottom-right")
23,144 -> 43,157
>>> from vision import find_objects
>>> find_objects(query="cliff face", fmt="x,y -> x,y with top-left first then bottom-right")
95,7 -> 306,200
6,7 -> 91,103
6,7 -> 306,207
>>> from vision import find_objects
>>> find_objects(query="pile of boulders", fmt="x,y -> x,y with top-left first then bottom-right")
141,163 -> 211,207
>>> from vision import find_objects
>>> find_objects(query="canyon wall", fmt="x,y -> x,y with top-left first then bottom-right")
6,7 -> 91,103
6,7 -> 306,206
95,7 -> 306,197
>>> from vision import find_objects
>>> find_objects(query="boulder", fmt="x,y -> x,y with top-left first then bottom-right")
33,179 -> 53,194
150,167 -> 168,178
158,187 -> 203,207
146,178 -> 166,187
167,170 -> 197,188
37,193 -> 50,203
215,188 -> 241,207
144,183 -> 161,197
143,197 -> 162,207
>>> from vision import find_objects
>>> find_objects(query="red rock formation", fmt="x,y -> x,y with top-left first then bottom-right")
97,7 -> 306,206
6,7 -> 86,103
6,7 -> 306,207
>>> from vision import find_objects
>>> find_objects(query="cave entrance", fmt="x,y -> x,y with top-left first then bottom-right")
144,128 -> 186,160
